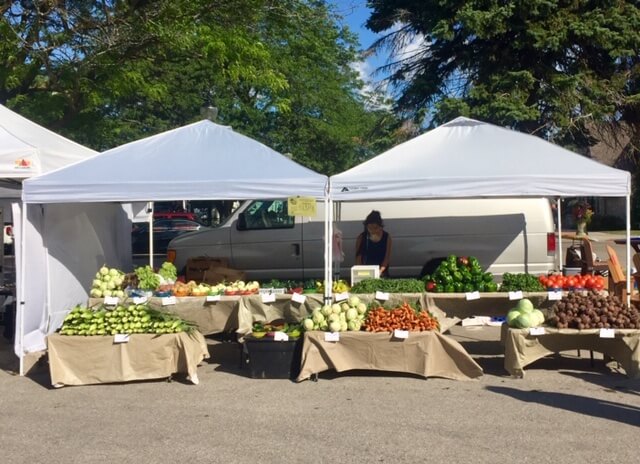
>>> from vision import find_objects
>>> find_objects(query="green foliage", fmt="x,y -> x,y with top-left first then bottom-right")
1,0 -> 402,174
367,0 -> 640,152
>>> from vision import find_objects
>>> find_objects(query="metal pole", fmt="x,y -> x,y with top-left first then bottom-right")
18,203 -> 26,376
557,198 -> 563,271
626,194 -> 631,307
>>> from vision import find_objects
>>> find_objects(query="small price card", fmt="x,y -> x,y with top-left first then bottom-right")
334,292 -> 349,302
375,291 -> 390,301
132,296 -> 148,305
103,296 -> 119,306
508,291 -> 523,300
548,290 -> 563,301
287,196 -> 317,217
324,332 -> 340,342
599,328 -> 615,339
114,334 -> 130,343
291,292 -> 306,304
273,331 -> 289,341
465,291 -> 481,301
206,294 -> 221,302
529,327 -> 546,336
261,293 -> 276,304
393,329 -> 409,339
161,296 -> 176,306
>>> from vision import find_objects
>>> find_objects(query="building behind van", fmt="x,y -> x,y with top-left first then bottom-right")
167,198 -> 556,281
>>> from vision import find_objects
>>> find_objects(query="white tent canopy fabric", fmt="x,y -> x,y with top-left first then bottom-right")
23,120 -> 328,203
0,104 -> 97,179
331,117 -> 630,200
17,119 -> 329,370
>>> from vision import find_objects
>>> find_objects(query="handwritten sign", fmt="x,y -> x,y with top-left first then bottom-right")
273,331 -> 289,341
287,197 -> 317,217
114,334 -> 130,343
393,329 -> 409,339
132,296 -> 148,305
599,328 -> 615,339
529,327 -> 546,336
548,290 -> 563,301
206,295 -> 221,302
334,292 -> 349,302
465,291 -> 481,301
508,291 -> 523,300
261,293 -> 276,304
161,296 -> 176,306
103,296 -> 119,306
375,291 -> 390,301
291,292 -> 306,304
324,332 -> 340,342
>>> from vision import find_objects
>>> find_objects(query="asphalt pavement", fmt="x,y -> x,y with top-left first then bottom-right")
0,232 -> 638,463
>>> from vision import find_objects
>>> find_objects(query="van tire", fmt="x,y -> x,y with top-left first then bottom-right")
420,258 -> 447,279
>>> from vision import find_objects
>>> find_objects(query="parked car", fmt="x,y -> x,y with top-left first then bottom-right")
166,197 -> 556,280
132,218 -> 207,255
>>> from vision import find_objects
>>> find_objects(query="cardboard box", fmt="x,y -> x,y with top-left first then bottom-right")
350,265 -> 380,286
185,257 -> 229,282
202,266 -> 246,285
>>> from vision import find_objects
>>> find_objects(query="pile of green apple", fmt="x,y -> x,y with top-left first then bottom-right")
302,296 -> 367,332
90,266 -> 126,298
58,303 -> 194,336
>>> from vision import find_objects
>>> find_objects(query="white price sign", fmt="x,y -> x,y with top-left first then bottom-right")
465,291 -> 481,301
508,291 -> 523,300
393,329 -> 409,339
291,292 -> 306,304
375,291 -> 390,301
599,328 -> 615,339
132,296 -> 148,305
114,334 -> 130,343
324,332 -> 340,342
334,292 -> 349,302
273,331 -> 289,341
206,295 -> 221,302
161,296 -> 176,306
529,327 -> 546,336
103,296 -> 119,306
548,290 -> 563,301
261,293 -> 276,304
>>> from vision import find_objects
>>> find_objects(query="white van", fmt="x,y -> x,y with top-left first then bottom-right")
166,198 -> 556,280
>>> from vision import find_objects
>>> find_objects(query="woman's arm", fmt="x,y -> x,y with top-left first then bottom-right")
355,234 -> 363,265
380,234 -> 392,273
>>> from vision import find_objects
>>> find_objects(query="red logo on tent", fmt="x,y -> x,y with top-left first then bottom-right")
14,158 -> 32,169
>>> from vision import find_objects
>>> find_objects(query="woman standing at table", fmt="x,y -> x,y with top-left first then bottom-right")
355,210 -> 392,277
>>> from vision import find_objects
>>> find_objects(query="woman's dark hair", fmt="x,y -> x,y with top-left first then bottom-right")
363,210 -> 384,227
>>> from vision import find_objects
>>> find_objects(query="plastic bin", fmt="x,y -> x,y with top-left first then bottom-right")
563,267 -> 582,276
244,338 -> 302,379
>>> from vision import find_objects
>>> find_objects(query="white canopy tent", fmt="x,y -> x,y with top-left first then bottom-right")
19,119 -> 329,374
328,116 -> 632,296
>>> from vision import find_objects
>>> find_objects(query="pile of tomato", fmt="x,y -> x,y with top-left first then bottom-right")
539,273 -> 606,291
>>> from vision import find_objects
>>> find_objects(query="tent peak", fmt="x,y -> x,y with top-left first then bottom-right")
442,116 -> 483,127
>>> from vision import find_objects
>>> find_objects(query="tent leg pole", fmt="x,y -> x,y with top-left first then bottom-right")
19,203 -> 27,376
557,198 -> 563,272
626,195 -> 631,307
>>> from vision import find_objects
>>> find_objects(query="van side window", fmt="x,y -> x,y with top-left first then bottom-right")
243,200 -> 294,230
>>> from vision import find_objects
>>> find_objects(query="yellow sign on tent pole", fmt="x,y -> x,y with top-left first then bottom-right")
288,197 -> 317,217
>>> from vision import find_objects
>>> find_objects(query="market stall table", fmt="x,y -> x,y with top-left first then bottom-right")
296,330 -> 483,382
47,331 -> 209,387
424,291 -> 555,320
501,324 -> 640,379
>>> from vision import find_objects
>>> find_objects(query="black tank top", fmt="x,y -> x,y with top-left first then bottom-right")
359,231 -> 389,267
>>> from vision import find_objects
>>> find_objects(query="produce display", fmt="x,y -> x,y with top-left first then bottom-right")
301,296 -> 367,332
315,279 -> 351,294
58,303 -> 195,336
539,274 -> 605,291
499,273 -> 545,292
547,292 -> 640,329
250,321 -> 303,339
364,301 -> 440,332
260,279 -> 317,293
171,280 -> 260,297
423,255 -> 498,293
90,266 -> 126,298
350,278 -> 425,294
506,298 -> 546,329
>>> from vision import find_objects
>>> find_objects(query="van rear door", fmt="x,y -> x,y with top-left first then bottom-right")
230,200 -> 304,280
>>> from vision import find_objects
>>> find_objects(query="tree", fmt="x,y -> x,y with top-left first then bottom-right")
1,0 -> 402,174
366,0 -> 640,154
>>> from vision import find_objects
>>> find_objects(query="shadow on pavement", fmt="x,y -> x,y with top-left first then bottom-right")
486,385 -> 640,427
559,370 -> 640,395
